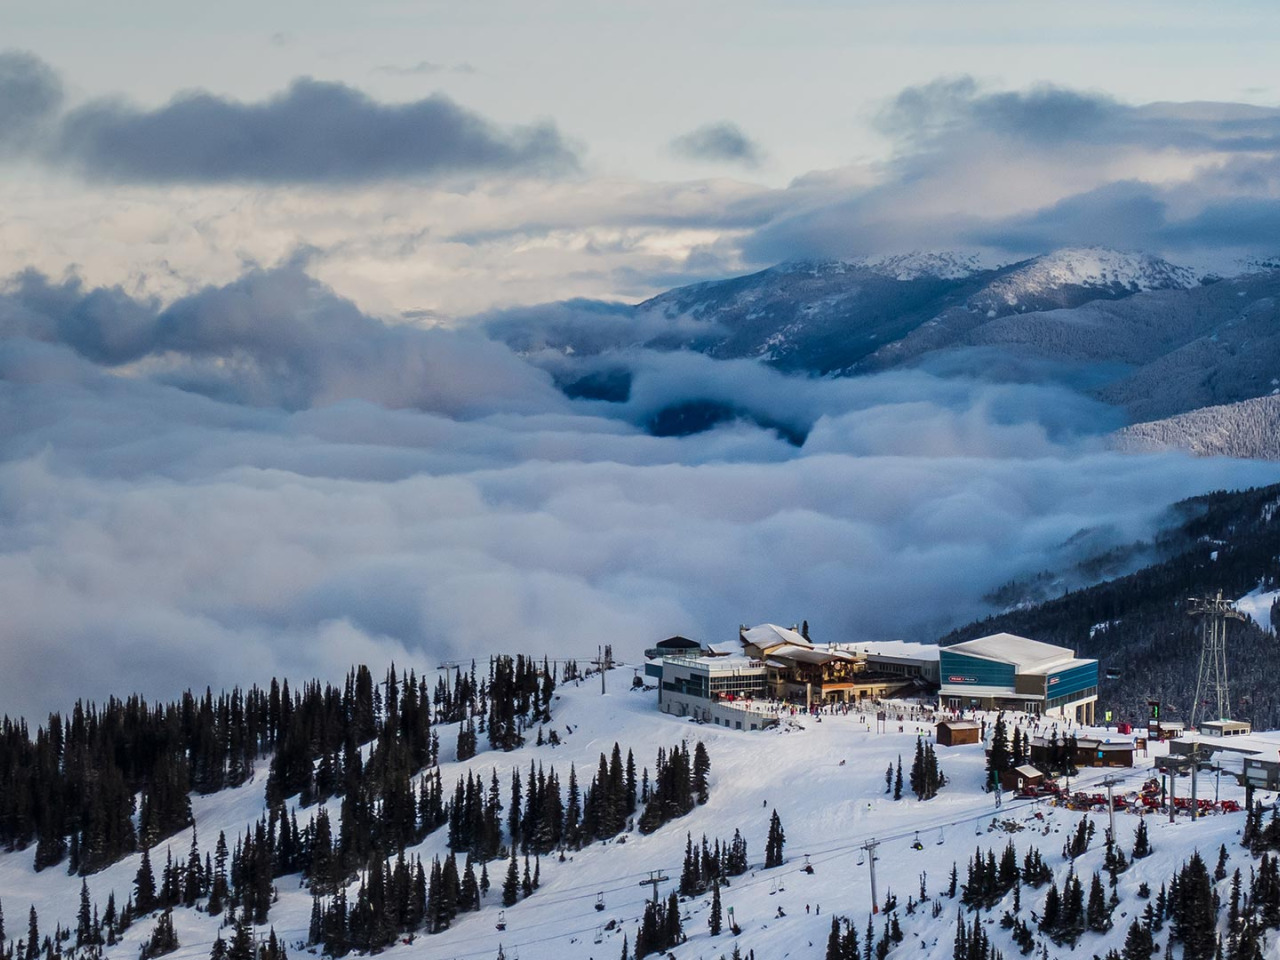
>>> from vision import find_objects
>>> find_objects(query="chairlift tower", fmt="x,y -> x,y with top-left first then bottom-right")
1187,590 -> 1246,729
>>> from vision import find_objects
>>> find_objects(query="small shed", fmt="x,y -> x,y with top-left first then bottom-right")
1000,764 -> 1044,792
1074,737 -> 1135,768
1201,719 -> 1252,738
937,720 -> 982,747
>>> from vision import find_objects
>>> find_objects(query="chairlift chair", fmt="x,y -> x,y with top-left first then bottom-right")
594,926 -> 603,945
935,826 -> 945,846
856,848 -> 866,866
911,830 -> 923,851
595,892 -> 605,911
495,910 -> 507,931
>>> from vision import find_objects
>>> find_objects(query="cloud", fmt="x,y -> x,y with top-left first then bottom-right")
0,264 -> 568,416
3,262 -> 1280,723
742,76 -> 1280,266
670,122 -> 763,167
877,76 -> 1280,154
0,52 -> 577,184
0,50 -> 63,155
375,61 -> 478,77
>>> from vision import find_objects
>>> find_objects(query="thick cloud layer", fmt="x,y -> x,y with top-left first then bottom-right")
3,265 -> 1280,722
0,51 -> 578,184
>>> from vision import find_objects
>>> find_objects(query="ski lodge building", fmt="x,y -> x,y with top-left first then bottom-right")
648,623 -> 942,722
939,633 -> 1099,722
653,655 -> 775,730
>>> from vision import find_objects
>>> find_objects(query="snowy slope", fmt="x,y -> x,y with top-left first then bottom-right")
1237,582 -> 1280,634
856,251 -> 990,282
1112,394 -> 1280,460
2,670 -> 1272,960
973,248 -> 1198,313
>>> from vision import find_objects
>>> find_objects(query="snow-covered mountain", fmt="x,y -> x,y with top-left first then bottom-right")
970,248 -> 1199,316
484,248 -> 1280,436
488,247 -> 1203,374
622,248 -> 1201,374
855,250 -> 990,281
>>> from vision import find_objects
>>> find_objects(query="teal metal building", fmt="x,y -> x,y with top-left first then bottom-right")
939,633 -> 1099,722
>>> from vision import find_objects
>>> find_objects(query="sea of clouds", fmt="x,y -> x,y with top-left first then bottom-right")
3,263 -> 1279,722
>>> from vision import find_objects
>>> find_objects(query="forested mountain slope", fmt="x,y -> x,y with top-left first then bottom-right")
1113,394 -> 1280,461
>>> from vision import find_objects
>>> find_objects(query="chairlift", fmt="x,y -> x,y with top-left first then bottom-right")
935,826 -> 945,846
594,926 -> 603,945
911,830 -> 923,851
595,892 -> 605,912
974,818 -> 982,836
857,848 -> 866,867
802,853 -> 814,874
769,879 -> 779,895
495,910 -> 507,931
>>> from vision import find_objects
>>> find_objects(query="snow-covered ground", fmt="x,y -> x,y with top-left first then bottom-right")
1237,583 -> 1280,633
1,674 -> 1271,960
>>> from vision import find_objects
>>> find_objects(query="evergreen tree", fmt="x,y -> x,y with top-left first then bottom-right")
709,880 -> 722,936
1088,871 -> 1113,932
134,847 -> 157,915
1172,853 -> 1216,960
1122,918 -> 1156,960
76,880 -> 92,948
764,810 -> 785,868
184,829 -> 202,908
987,718 -> 1010,786
826,917 -> 843,960
307,897 -> 322,946
25,905 -> 38,960
692,743 -> 710,805
1133,817 -> 1152,859
142,910 -> 179,959
227,914 -> 254,960
502,852 -> 519,907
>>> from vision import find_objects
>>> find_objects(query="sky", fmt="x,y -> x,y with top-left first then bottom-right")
4,2 -> 1280,720
5,1 -> 1280,316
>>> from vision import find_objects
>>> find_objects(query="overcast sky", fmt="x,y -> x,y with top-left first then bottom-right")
5,1 -> 1280,316
4,3 -> 1280,719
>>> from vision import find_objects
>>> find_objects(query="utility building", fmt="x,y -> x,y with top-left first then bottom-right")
939,633 -> 1099,722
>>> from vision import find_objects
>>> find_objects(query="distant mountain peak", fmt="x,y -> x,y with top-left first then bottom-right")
859,250 -> 991,281
990,248 -> 1199,302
